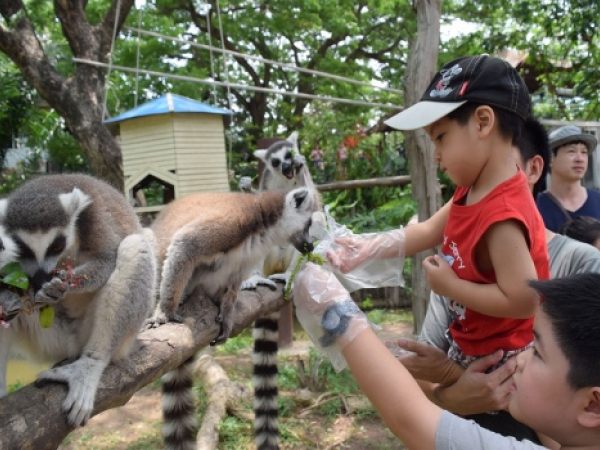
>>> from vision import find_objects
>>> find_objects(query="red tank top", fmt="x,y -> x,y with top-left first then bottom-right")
442,169 -> 550,356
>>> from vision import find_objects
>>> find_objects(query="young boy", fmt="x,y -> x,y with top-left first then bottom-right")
293,263 -> 600,449
329,55 -> 549,368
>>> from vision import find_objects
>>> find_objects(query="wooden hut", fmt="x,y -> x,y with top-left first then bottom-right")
105,94 -> 232,212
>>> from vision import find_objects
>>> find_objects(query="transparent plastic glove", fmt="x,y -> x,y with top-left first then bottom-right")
327,227 -> 406,275
293,262 -> 373,372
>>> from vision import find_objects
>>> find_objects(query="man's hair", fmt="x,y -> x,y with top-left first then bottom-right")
552,140 -> 590,156
515,117 -> 550,198
446,102 -> 524,146
530,273 -> 600,389
558,215 -> 600,246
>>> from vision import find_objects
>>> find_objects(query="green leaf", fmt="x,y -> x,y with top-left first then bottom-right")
2,270 -> 29,289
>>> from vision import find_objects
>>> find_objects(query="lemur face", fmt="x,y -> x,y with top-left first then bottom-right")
269,145 -> 296,180
0,188 -> 92,292
283,188 -> 317,254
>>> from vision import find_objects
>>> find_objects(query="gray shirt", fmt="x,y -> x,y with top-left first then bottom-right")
436,412 -> 545,449
421,234 -> 600,350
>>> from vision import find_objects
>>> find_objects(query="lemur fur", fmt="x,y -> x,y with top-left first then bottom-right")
145,187 -> 318,450
0,174 -> 156,427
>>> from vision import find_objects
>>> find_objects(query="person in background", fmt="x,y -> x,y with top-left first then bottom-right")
558,215 -> 600,251
536,125 -> 600,232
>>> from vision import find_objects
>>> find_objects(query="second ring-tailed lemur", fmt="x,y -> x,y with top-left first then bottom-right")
241,133 -> 322,450
145,187 -> 319,450
0,174 -> 156,427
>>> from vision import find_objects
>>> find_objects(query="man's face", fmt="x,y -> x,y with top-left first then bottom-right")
550,142 -> 589,182
509,309 -> 581,443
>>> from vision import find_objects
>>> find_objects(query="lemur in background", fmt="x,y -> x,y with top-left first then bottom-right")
145,187 -> 319,450
241,133 -> 322,450
0,174 -> 156,427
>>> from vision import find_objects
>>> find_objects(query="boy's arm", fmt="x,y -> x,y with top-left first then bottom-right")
424,220 -> 539,318
328,201 -> 451,273
343,324 -> 442,450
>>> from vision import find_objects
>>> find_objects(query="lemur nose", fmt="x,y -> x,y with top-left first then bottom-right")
31,269 -> 53,292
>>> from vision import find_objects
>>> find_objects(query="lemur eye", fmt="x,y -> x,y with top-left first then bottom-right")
285,151 -> 292,160
48,236 -> 66,256
271,158 -> 281,168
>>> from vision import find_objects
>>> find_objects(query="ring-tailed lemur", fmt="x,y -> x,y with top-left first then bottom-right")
0,174 -> 156,427
0,225 -> 21,326
145,187 -> 319,450
241,133 -> 322,450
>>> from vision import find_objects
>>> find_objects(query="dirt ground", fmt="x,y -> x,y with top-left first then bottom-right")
59,322 -> 413,450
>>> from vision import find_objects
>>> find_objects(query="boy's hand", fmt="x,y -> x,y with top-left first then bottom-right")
396,337 -> 464,386
422,254 -> 459,297
327,229 -> 405,273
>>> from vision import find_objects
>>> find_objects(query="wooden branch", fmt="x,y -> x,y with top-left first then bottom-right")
0,285 -> 287,450
194,354 -> 252,450
315,175 -> 412,192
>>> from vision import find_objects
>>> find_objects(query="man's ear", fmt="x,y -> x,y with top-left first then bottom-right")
578,387 -> 600,428
474,105 -> 494,139
524,155 -> 544,186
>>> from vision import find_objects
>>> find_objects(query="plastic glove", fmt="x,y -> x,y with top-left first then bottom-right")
327,228 -> 406,274
293,262 -> 373,372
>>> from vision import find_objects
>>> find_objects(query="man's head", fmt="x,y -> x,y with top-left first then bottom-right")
558,215 -> 600,250
548,125 -> 598,183
513,117 -> 550,198
509,274 -> 600,444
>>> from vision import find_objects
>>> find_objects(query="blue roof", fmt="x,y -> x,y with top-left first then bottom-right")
104,94 -> 232,124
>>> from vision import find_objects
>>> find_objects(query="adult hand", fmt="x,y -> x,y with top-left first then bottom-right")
327,228 -> 405,273
435,350 -> 517,416
396,337 -> 464,385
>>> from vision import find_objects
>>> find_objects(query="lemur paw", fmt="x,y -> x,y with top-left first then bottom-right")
144,311 -> 183,329
268,273 -> 289,284
240,275 -> 278,291
35,276 -> 69,304
36,355 -> 105,427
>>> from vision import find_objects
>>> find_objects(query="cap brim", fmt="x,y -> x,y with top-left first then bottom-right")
551,134 -> 598,153
384,100 -> 467,131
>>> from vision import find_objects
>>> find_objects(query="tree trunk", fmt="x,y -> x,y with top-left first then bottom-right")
0,0 -> 134,190
0,285 -> 287,450
404,0 -> 443,334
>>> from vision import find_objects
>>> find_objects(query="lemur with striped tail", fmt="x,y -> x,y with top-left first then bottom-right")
241,133 -> 322,450
146,186 -> 319,450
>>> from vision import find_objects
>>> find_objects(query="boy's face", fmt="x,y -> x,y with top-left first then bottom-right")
425,116 -> 485,187
550,142 -> 589,182
509,309 -> 580,442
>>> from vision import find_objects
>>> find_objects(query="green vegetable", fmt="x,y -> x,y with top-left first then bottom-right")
1,263 -> 29,290
284,252 -> 325,300
39,305 -> 55,328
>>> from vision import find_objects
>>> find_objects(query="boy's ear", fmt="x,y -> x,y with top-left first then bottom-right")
578,387 -> 600,428
474,105 -> 494,139
524,155 -> 544,186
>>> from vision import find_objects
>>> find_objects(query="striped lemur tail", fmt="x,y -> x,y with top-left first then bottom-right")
249,133 -> 321,449
162,357 -> 197,450
253,313 -> 280,449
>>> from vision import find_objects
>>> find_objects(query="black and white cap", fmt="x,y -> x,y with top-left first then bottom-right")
385,54 -> 531,130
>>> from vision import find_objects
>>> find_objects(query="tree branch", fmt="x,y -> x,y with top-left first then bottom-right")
0,285 -> 287,450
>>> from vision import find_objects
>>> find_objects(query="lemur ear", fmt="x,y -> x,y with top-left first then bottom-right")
292,188 -> 308,209
286,131 -> 299,149
0,199 -> 8,223
254,149 -> 268,161
59,188 -> 93,217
